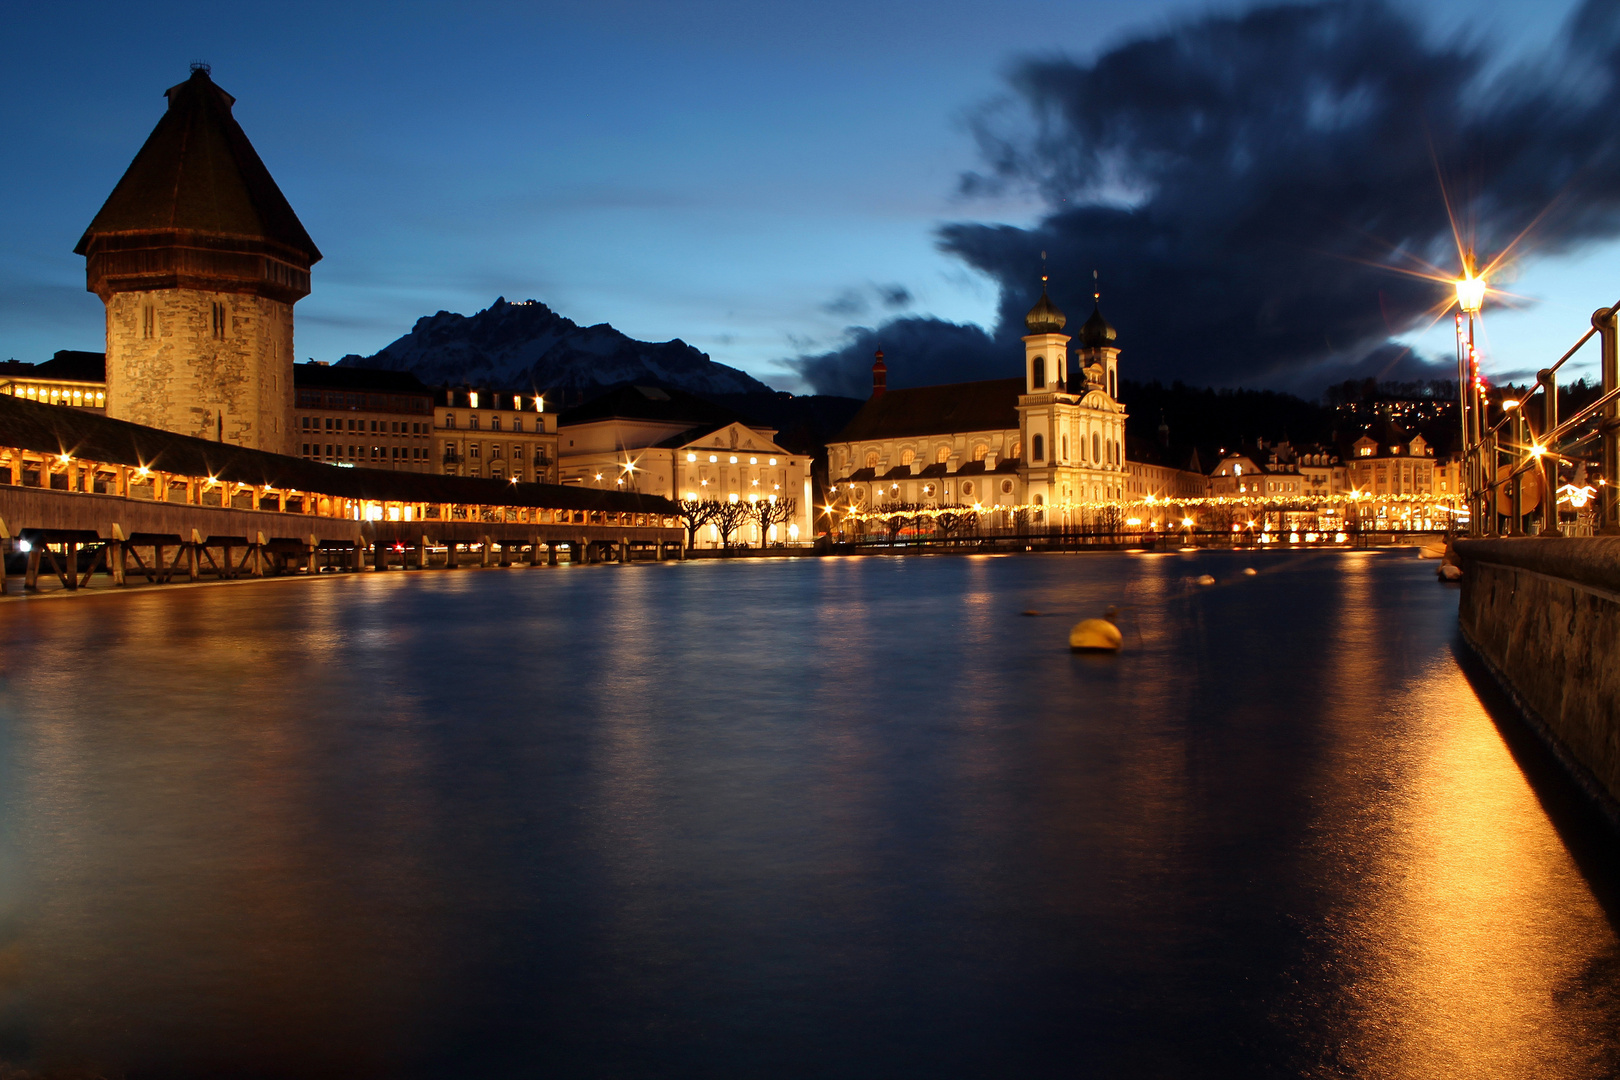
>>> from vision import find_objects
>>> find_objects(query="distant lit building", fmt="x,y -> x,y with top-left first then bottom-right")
0,351 -> 109,412
825,286 -> 1160,528
435,386 -> 560,484
557,384 -> 812,546
293,362 -> 435,471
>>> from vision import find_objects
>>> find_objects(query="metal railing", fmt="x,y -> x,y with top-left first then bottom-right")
1462,302 -> 1620,535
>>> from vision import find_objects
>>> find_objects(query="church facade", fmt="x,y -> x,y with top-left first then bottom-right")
825,286 -> 1142,524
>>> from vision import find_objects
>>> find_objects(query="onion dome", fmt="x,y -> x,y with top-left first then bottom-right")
1025,289 -> 1067,333
1078,303 -> 1116,348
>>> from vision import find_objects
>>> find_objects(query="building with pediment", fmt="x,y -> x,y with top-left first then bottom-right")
825,283 -> 1148,524
556,384 -> 813,546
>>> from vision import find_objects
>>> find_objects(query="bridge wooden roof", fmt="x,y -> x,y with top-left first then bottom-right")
0,393 -> 677,515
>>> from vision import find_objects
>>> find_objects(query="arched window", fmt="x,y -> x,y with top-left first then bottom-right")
1109,369 -> 1116,398
1062,435 -> 1069,461
1092,432 -> 1101,462
1010,440 -> 1022,460
865,451 -> 879,469
1033,357 -> 1046,389
900,448 -> 915,466
1033,493 -> 1043,504
973,443 -> 988,462
1032,434 -> 1045,461
936,444 -> 950,464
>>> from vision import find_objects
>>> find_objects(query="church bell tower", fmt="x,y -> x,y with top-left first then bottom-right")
76,64 -> 320,454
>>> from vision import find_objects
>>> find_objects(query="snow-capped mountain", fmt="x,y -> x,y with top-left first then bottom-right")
338,297 -> 775,403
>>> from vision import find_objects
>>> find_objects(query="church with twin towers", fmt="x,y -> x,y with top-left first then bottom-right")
825,277 -> 1199,521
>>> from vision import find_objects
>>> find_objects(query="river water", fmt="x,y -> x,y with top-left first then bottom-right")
0,551 -> 1616,1078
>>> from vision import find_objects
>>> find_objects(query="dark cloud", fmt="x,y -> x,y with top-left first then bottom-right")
819,282 -> 916,317
790,317 -> 998,398
792,0 -> 1620,397
876,284 -> 913,309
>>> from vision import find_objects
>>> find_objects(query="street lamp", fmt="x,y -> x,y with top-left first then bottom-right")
1455,273 -> 1486,315
1456,255 -> 1488,533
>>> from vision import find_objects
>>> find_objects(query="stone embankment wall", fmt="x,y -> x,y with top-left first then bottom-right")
1455,537 -> 1620,816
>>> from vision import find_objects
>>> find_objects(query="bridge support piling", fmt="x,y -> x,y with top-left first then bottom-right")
111,525 -> 126,586
23,543 -> 40,590
482,535 -> 493,567
619,536 -> 629,564
547,543 -> 558,566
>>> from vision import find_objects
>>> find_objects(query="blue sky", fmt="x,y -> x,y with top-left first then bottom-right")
0,0 -> 1605,393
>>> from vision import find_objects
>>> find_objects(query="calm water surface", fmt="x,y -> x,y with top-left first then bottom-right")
0,551 -> 1617,1078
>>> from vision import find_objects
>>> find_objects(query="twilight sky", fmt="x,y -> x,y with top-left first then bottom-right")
1,0 -> 1612,396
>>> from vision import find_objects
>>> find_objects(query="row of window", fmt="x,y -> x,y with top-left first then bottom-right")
302,416 -> 430,435
302,444 -> 430,461
441,414 -> 540,431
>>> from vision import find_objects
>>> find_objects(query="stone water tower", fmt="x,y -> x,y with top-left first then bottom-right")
76,64 -> 320,453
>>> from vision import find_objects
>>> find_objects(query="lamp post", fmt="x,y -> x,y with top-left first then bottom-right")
1456,262 -> 1486,534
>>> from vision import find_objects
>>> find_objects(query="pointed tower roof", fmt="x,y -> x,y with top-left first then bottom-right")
75,66 -> 320,264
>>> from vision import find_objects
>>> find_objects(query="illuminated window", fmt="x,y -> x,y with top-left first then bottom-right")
973,444 -> 988,462
1010,440 -> 1022,460
900,449 -> 915,467
865,451 -> 879,469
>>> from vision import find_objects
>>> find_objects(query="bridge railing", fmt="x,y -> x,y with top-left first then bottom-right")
1463,303 -> 1620,536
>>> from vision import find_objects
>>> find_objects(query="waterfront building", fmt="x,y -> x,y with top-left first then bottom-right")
557,384 -> 813,546
825,285 -> 1149,525
0,352 -> 109,413
294,362 -> 435,471
76,65 -> 319,455
435,387 -> 560,484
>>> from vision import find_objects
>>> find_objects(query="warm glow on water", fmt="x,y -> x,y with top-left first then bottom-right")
0,552 -> 1614,1077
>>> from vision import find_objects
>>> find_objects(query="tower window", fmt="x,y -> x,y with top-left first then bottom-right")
1033,357 -> 1046,389
211,302 -> 226,339
142,305 -> 155,339
1093,432 -> 1101,462
1033,434 -> 1045,462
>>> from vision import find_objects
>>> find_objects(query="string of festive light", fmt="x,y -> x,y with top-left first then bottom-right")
834,490 -> 1463,523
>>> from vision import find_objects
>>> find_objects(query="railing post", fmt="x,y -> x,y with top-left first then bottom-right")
1600,307 -> 1620,534
1540,368 -> 1560,536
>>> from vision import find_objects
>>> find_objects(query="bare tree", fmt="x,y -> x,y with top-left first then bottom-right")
678,498 -> 720,550
746,496 -> 798,546
712,499 -> 752,550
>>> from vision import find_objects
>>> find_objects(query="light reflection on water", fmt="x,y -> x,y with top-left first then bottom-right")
0,551 -> 1615,1078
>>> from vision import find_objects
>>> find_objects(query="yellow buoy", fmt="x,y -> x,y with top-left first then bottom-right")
1070,617 -> 1123,652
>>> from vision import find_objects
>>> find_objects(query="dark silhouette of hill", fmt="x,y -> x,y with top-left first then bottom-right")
338,296 -> 774,405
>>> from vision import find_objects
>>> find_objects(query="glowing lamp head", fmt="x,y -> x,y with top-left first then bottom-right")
1502,399 -> 1520,410
1456,274 -> 1486,314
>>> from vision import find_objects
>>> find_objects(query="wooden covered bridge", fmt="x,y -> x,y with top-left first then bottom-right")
0,393 -> 684,592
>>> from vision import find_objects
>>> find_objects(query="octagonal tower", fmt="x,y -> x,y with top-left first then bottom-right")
76,65 -> 320,454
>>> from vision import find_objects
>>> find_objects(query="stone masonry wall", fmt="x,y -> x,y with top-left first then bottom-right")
105,289 -> 295,455
1456,537 -> 1620,811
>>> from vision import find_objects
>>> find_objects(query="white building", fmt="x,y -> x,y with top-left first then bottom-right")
557,384 -> 813,546
826,286 -> 1142,527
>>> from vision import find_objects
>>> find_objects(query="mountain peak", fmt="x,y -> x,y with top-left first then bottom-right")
339,297 -> 775,404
